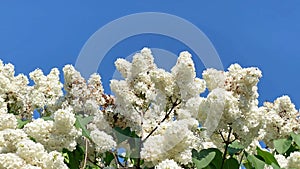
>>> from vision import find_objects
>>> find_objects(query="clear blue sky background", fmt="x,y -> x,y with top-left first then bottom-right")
0,1 -> 299,108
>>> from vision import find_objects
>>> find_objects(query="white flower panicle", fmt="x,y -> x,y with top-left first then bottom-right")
115,58 -> 132,79
0,129 -> 28,153
141,119 -> 199,166
62,64 -> 106,114
0,60 -> 30,118
287,152 -> 300,168
171,51 -> 206,101
130,48 -> 156,80
24,107 -> 81,151
261,95 -> 299,146
90,129 -> 116,153
0,153 -> 27,169
202,68 -> 226,91
155,159 -> 183,169
29,68 -> 63,114
0,129 -> 67,169
0,113 -> 18,130
110,48 -> 205,167
201,63 -> 264,147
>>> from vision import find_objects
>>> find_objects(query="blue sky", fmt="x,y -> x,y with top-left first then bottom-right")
0,1 -> 299,108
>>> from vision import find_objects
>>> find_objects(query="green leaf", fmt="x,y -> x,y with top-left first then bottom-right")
63,145 -> 84,169
273,138 -> 292,154
243,161 -> 254,169
247,154 -> 265,169
192,151 -> 216,169
285,143 -> 299,157
228,141 -> 244,156
256,147 -> 279,166
223,158 -> 239,169
17,119 -> 30,129
114,127 -> 131,144
192,148 -> 222,169
113,127 -> 140,144
103,151 -> 114,166
75,115 -> 94,139
291,132 -> 300,147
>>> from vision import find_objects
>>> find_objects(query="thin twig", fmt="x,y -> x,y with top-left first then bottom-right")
112,150 -> 124,168
219,130 -> 226,143
142,99 -> 181,143
221,127 -> 232,169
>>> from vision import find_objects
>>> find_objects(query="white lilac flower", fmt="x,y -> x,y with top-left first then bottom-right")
199,88 -> 240,137
90,129 -> 116,153
115,58 -> 132,79
0,60 -> 31,118
16,139 -> 68,169
0,129 -> 28,153
150,68 -> 175,97
171,51 -> 205,101
141,119 -> 199,166
287,152 -> 300,168
130,47 -> 156,80
275,154 -> 288,168
87,73 -> 105,106
0,153 -> 26,169
87,109 -> 112,133
63,65 -> 106,115
0,113 -> 17,130
45,151 -> 69,169
0,129 -> 67,169
200,64 -> 264,148
261,96 -> 299,146
202,68 -> 226,91
29,68 -> 63,113
155,159 -> 183,169
16,139 -> 48,166
24,107 -> 81,151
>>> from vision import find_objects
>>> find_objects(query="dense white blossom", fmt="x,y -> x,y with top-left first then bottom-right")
0,113 -> 18,130
0,48 -> 298,169
141,119 -> 199,166
171,51 -> 205,101
0,153 -> 26,169
260,96 -> 299,146
0,129 -> 67,169
90,129 -> 116,153
29,68 -> 63,114
287,152 -> 300,168
201,63 -> 264,147
62,65 -> 106,114
24,107 -> 81,151
155,159 -> 183,169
